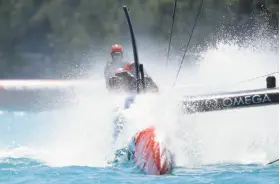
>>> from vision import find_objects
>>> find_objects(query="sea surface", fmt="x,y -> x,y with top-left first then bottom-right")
0,39 -> 279,183
0,157 -> 278,184
0,93 -> 278,184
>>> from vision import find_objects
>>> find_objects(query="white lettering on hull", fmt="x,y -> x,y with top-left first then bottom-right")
223,94 -> 272,108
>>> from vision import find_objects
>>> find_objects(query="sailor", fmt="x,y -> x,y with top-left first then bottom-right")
104,44 -> 159,93
104,44 -> 124,84
107,44 -> 160,163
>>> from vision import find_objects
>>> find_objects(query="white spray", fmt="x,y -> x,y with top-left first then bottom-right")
0,33 -> 278,168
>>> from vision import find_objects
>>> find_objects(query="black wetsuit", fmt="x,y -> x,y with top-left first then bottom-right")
104,60 -> 159,93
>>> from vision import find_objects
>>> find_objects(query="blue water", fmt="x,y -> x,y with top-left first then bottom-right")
0,40 -> 279,183
0,157 -> 278,184
0,106 -> 278,184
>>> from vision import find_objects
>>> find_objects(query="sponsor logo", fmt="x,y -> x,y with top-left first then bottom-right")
223,94 -> 271,108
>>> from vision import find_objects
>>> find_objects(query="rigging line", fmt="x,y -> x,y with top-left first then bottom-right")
172,71 -> 279,90
235,71 -> 279,84
173,0 -> 204,87
165,0 -> 178,73
267,159 -> 279,165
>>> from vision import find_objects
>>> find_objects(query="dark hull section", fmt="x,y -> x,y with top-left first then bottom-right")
182,88 -> 279,114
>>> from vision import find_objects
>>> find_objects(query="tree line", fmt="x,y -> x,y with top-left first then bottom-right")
0,0 -> 278,78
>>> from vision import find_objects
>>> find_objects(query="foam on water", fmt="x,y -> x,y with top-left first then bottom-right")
0,35 -> 278,171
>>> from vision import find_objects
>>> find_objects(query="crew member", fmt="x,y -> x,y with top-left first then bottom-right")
104,44 -> 159,93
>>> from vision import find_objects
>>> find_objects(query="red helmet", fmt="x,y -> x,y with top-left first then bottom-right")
111,44 -> 123,54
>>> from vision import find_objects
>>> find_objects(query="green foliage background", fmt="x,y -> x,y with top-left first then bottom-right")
0,0 -> 278,78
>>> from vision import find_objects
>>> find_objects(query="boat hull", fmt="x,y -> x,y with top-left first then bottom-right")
133,126 -> 172,175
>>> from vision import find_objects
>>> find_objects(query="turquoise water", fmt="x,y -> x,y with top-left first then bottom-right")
0,101 -> 278,184
0,39 -> 279,183
0,158 -> 278,183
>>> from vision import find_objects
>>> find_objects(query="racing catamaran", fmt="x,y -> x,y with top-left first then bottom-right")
114,4 -> 279,175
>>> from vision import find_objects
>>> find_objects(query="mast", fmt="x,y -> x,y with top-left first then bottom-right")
123,6 -> 145,93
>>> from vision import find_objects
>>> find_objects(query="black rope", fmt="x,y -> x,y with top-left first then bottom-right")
165,0 -> 178,72
173,0 -> 204,87
172,71 -> 279,90
236,72 -> 278,84
267,159 -> 279,165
